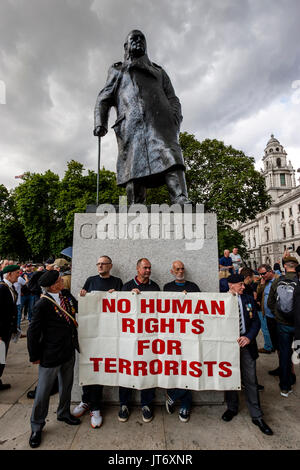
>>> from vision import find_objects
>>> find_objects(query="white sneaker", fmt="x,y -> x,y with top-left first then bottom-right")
72,401 -> 89,417
280,390 -> 293,398
90,410 -> 103,428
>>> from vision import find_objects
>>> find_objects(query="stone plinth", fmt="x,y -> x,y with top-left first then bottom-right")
71,206 -> 223,404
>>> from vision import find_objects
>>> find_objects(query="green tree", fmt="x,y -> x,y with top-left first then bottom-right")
217,225 -> 248,261
180,132 -> 271,224
146,185 -> 170,205
13,171 -> 63,259
12,162 -> 126,259
180,132 -> 271,256
57,160 -> 126,244
0,184 -> 30,260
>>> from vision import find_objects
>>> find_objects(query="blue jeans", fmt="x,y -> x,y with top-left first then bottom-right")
119,387 -> 155,407
21,294 -> 35,322
167,388 -> 192,411
17,304 -> 22,329
258,311 -> 273,351
277,323 -> 295,391
82,384 -> 103,411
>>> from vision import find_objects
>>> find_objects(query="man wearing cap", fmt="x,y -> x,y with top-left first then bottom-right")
221,274 -> 273,436
27,269 -> 80,448
26,259 -> 59,400
0,265 -> 19,390
267,256 -> 299,397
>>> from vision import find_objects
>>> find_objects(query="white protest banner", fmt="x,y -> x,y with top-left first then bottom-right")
78,292 -> 241,390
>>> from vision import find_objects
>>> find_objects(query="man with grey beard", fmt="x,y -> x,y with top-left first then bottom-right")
163,260 -> 200,422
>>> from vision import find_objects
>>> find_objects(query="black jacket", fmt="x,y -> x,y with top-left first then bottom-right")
0,282 -> 18,340
240,293 -> 261,360
27,289 -> 79,367
27,270 -> 45,296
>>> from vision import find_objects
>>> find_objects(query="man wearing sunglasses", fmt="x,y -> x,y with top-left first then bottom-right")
267,256 -> 299,397
256,265 -> 277,357
72,256 -> 123,428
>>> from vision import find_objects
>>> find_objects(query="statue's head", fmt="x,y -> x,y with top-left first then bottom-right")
124,30 -> 147,60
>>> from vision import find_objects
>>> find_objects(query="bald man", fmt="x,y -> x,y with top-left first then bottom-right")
118,258 -> 160,424
163,261 -> 200,422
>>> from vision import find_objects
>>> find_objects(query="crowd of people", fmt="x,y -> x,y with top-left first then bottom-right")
218,249 -> 300,407
0,249 -> 299,449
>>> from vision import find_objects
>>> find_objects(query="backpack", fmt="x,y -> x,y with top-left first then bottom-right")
276,276 -> 298,321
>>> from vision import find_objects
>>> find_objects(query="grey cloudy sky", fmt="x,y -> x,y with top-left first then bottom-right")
1,0 -> 300,189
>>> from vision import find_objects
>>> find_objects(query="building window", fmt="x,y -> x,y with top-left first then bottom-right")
280,174 -> 286,186
265,216 -> 268,223
281,211 -> 285,219
283,227 -> 286,239
277,158 -> 281,167
289,207 -> 293,216
266,230 -> 269,242
291,224 -> 295,237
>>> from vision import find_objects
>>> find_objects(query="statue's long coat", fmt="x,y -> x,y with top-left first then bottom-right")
94,55 -> 185,187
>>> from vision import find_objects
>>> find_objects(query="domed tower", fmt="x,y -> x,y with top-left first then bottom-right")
262,134 -> 296,201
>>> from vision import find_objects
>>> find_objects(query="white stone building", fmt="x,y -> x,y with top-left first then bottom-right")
233,135 -> 300,269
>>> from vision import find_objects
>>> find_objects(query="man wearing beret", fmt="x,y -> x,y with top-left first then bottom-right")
27,269 -> 80,448
221,274 -> 273,436
0,265 -> 19,390
26,258 -> 59,400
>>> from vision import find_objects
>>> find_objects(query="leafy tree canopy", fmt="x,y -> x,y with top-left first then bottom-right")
180,132 -> 271,225
10,162 -> 125,260
1,133 -> 271,262
0,184 -> 30,259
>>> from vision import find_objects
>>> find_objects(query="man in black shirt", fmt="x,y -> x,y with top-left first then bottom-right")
72,255 -> 123,428
164,260 -> 200,294
164,260 -> 200,422
119,258 -> 159,424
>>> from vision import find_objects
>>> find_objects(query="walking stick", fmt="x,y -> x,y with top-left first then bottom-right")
96,135 -> 101,207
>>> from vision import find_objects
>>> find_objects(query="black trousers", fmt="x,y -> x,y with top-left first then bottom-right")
119,387 -> 155,407
82,384 -> 103,411
126,169 -> 189,205
266,316 -> 279,351
0,335 -> 11,383
30,355 -> 75,432
225,348 -> 262,419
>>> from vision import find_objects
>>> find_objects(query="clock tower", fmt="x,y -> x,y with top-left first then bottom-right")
261,134 -> 296,201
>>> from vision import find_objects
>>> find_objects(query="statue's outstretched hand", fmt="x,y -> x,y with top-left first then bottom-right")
93,126 -> 108,137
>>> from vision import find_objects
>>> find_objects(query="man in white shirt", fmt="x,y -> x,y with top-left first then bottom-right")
230,247 -> 242,274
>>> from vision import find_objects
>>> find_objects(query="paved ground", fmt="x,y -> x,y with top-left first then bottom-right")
1,321 -> 300,451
